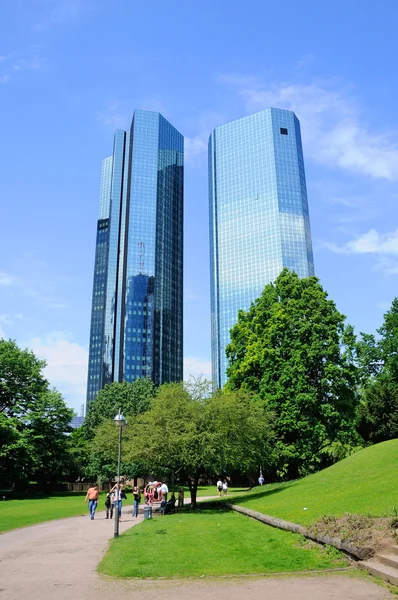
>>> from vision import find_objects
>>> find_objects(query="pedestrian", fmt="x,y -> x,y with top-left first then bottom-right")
160,481 -> 169,502
105,488 -> 114,519
111,483 -> 124,521
222,480 -> 228,496
132,486 -> 141,518
85,484 -> 99,520
217,479 -> 223,497
147,485 -> 154,506
258,475 -> 265,486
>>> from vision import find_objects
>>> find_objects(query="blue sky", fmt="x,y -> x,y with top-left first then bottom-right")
1,0 -> 398,414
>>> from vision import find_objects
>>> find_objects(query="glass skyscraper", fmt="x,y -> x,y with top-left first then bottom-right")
209,108 -> 314,389
86,110 -> 184,407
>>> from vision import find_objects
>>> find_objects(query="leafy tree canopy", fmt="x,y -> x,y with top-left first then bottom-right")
92,382 -> 273,506
0,339 -> 73,487
357,298 -> 398,443
83,378 -> 156,439
225,269 -> 359,478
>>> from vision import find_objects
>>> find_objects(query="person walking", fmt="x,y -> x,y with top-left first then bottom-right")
160,482 -> 169,502
105,488 -> 114,519
111,483 -> 124,521
222,480 -> 228,496
132,486 -> 141,518
217,479 -> 223,497
258,475 -> 265,486
85,484 -> 99,520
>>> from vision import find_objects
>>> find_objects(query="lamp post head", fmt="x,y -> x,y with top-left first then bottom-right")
114,410 -> 127,427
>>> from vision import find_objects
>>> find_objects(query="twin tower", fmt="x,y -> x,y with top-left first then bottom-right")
86,108 -> 314,407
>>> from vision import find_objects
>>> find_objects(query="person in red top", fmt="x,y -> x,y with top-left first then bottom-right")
85,484 -> 99,520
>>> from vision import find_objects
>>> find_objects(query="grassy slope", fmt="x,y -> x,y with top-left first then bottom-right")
0,492 -> 106,533
98,509 -> 347,578
233,439 -> 398,526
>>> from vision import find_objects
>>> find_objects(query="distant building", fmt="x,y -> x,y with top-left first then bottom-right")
70,416 -> 84,429
86,110 -> 184,409
209,108 -> 315,388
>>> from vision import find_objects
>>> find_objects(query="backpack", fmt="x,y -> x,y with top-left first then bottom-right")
105,494 -> 111,508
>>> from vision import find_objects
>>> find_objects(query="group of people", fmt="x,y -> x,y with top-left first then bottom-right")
85,482 -> 141,520
143,481 -> 169,506
85,480 -> 172,520
216,479 -> 228,496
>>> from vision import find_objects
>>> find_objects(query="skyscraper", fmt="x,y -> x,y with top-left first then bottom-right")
209,108 -> 314,389
86,110 -> 184,407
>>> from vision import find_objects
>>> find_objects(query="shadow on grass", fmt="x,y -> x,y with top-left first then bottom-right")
195,482 -> 297,510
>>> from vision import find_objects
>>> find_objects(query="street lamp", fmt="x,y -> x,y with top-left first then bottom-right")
114,409 -> 127,538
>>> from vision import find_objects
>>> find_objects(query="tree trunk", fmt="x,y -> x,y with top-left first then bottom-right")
188,475 -> 200,508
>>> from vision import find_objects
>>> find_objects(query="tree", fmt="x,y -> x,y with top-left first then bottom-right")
0,339 -> 48,416
0,339 -> 73,488
83,378 -> 156,439
92,382 -> 273,506
356,299 -> 398,443
225,269 -> 359,478
26,389 -> 74,487
357,378 -> 398,443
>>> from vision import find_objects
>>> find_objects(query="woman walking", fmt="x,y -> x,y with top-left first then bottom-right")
111,483 -> 124,521
132,486 -> 141,518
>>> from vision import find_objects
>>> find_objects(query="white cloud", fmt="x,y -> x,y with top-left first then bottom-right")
378,301 -> 391,311
12,56 -> 44,71
326,229 -> 398,255
0,313 -> 23,325
28,331 -> 88,411
96,100 -> 130,130
184,112 -> 225,166
184,135 -> 208,165
220,75 -> 398,180
34,0 -> 89,30
184,356 -> 212,381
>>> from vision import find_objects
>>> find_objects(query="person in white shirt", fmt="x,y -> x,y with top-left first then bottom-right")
222,480 -> 228,496
160,482 -> 169,502
217,479 -> 223,496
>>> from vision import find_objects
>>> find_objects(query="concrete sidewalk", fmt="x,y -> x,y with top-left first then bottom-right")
0,499 -> 393,600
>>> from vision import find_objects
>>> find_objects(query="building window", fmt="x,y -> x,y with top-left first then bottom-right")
280,128 -> 288,135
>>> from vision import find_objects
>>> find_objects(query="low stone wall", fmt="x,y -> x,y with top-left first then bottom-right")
229,504 -> 373,561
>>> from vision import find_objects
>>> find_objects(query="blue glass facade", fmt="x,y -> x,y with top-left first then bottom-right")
86,110 -> 183,406
209,108 -> 314,389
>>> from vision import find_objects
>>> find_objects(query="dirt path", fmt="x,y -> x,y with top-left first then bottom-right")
0,498 -> 393,600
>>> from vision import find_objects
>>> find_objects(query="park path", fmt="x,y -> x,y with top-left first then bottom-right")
0,497 -> 393,600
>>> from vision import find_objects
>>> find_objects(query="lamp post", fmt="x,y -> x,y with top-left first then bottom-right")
114,409 -> 127,538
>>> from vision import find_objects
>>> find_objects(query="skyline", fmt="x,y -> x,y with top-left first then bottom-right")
1,1 -> 398,413
209,108 -> 314,388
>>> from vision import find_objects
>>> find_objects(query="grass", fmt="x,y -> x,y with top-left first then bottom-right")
0,492 -> 106,533
179,485 -> 248,498
98,509 -> 348,578
229,439 -> 398,526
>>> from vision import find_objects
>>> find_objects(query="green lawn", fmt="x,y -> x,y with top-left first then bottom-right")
180,485 -> 248,498
98,509 -> 348,578
230,439 -> 398,526
0,492 -> 106,533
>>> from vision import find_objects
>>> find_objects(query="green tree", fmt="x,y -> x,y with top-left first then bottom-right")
0,339 -> 48,416
226,269 -> 359,478
357,299 -> 398,443
26,389 -> 74,487
0,339 -> 73,488
83,378 -> 156,439
92,382 -> 273,506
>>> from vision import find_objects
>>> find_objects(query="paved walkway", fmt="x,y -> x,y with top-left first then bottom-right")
0,499 -> 393,600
